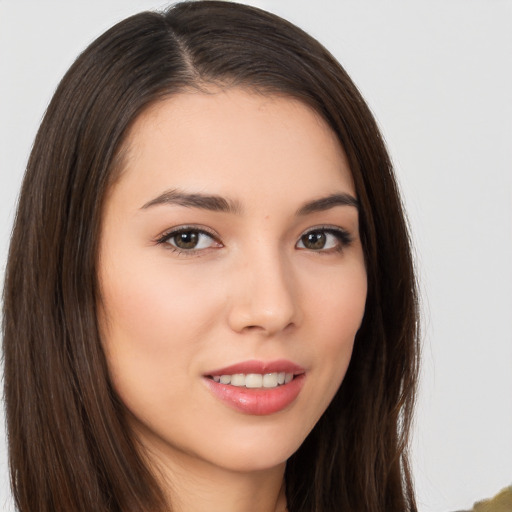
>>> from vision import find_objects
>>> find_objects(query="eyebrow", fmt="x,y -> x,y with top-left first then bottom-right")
141,189 -> 359,215
296,193 -> 359,215
141,189 -> 243,214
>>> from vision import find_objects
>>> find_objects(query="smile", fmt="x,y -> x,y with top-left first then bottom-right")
203,360 -> 306,415
210,372 -> 294,388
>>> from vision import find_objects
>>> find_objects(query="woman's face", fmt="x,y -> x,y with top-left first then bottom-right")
98,88 -> 367,474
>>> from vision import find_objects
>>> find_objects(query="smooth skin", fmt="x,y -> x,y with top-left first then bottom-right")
98,88 -> 367,512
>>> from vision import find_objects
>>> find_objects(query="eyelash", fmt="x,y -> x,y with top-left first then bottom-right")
155,225 -> 353,256
297,226 -> 353,254
155,225 -> 221,256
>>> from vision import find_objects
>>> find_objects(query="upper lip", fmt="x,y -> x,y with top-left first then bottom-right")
205,359 -> 305,377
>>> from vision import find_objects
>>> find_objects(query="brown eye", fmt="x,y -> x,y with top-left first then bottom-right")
173,231 -> 200,249
300,231 -> 327,250
159,228 -> 220,252
296,228 -> 352,252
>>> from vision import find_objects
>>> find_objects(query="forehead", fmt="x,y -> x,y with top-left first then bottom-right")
114,87 -> 355,209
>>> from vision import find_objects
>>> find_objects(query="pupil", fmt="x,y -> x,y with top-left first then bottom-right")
175,231 -> 198,249
303,232 -> 326,250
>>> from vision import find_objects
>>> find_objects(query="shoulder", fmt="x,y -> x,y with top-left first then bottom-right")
456,486 -> 512,512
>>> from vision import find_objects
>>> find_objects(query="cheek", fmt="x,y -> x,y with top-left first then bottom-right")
100,251 -> 217,339
305,259 -> 367,349
97,261 -> 222,439
328,274 -> 366,371
97,253 -> 223,394
295,259 -> 367,422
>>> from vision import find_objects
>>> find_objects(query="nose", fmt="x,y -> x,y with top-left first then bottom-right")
226,248 -> 301,336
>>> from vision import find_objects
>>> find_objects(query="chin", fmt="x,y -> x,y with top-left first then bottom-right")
210,447 -> 294,474
201,423 -> 312,474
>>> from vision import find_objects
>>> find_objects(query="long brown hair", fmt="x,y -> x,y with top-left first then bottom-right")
3,2 -> 419,511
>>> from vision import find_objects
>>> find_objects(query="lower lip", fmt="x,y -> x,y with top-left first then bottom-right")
203,374 -> 305,415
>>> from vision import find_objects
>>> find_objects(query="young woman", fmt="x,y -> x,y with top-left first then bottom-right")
2,2 -> 419,511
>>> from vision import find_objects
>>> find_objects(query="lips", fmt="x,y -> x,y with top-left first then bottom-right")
207,359 -> 305,376
203,359 -> 306,415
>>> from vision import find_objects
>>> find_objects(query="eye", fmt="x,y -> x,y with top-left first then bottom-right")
157,227 -> 221,253
296,227 -> 352,252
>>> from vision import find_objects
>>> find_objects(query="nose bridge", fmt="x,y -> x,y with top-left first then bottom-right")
227,241 -> 299,335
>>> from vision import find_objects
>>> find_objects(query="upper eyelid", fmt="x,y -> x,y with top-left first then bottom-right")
156,225 -> 220,243
300,225 -> 352,238
301,224 -> 348,233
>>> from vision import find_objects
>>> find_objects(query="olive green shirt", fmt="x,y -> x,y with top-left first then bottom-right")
458,486 -> 512,512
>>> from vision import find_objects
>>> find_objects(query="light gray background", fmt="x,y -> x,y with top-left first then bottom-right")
1,1 -> 511,511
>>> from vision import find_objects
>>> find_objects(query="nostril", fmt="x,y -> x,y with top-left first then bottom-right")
240,322 -> 295,335
241,325 -> 267,334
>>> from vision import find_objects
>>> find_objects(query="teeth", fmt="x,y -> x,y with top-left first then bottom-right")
245,374 -> 263,388
262,373 -> 277,388
231,374 -> 245,387
219,375 -> 231,384
212,372 -> 295,388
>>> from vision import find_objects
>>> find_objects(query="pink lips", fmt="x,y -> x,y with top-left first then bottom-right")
203,359 -> 306,416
